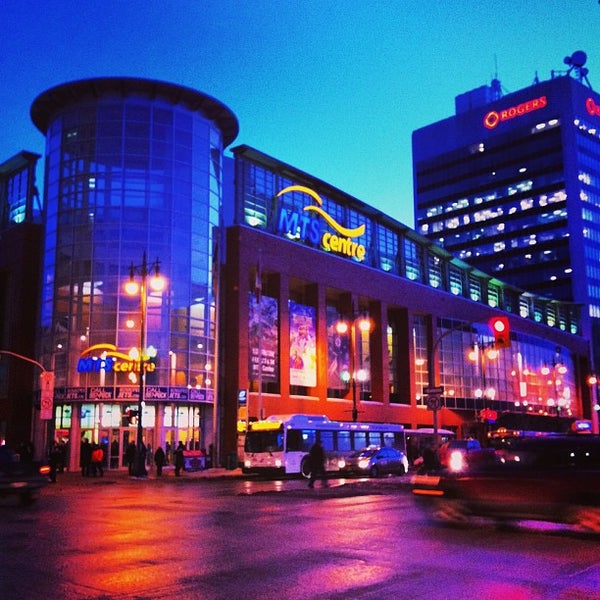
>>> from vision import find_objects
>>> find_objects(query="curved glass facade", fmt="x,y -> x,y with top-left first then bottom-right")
32,78 -> 238,467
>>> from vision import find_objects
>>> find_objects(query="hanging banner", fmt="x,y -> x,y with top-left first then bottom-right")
327,310 -> 350,389
248,294 -> 279,382
289,301 -> 317,387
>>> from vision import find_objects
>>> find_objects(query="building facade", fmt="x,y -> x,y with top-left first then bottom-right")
0,151 -> 43,448
30,77 -> 238,469
412,70 -> 600,368
220,145 -> 594,459
11,75 -> 596,468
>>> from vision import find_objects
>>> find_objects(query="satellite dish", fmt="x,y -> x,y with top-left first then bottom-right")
571,50 -> 587,68
562,50 -> 592,89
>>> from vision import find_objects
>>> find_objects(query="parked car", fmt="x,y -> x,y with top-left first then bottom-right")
0,446 -> 50,505
412,435 -> 600,533
342,446 -> 408,478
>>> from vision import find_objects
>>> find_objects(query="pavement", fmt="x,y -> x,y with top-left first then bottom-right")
49,464 -> 245,486
47,465 -> 413,496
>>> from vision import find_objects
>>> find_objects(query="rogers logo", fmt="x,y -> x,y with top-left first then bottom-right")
586,97 -> 600,117
483,95 -> 548,129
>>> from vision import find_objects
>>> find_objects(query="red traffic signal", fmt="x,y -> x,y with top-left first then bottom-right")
489,316 -> 511,349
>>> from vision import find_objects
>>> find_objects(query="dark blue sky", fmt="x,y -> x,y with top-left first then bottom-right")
1,1 -> 598,227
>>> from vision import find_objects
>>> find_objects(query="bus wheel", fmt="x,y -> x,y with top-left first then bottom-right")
300,457 -> 312,479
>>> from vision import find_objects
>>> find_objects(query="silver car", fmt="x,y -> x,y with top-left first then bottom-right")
343,446 -> 408,477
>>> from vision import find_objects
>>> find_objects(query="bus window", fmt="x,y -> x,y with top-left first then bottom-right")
338,431 -> 351,452
383,432 -> 395,448
245,431 -> 283,453
286,429 -> 303,452
354,431 -> 367,449
367,432 -> 382,447
301,429 -> 316,451
321,431 -> 334,451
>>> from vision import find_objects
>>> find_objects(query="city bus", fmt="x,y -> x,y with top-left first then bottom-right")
404,427 -> 456,466
242,414 -> 406,477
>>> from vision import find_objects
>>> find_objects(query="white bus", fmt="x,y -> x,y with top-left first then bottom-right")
404,427 -> 456,466
243,414 -> 406,477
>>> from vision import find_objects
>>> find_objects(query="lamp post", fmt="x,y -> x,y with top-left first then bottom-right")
124,252 -> 164,478
336,312 -> 371,423
587,374 -> 600,433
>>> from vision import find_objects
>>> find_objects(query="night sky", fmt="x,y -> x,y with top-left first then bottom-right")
2,0 -> 598,227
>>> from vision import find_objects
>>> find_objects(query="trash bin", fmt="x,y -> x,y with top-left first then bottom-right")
226,453 -> 237,470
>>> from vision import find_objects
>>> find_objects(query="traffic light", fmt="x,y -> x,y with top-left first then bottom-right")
489,316 -> 511,349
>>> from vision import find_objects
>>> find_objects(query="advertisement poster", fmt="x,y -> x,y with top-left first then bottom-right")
248,294 -> 279,381
327,309 -> 350,389
289,301 -> 317,387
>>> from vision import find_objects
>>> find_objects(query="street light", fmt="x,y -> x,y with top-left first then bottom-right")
336,313 -> 371,422
124,251 -> 165,478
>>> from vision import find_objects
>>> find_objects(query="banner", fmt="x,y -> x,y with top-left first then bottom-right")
289,301 -> 317,387
249,294 -> 279,382
327,309 -> 350,389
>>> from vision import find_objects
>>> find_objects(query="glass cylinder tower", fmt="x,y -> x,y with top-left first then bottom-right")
31,77 -> 238,469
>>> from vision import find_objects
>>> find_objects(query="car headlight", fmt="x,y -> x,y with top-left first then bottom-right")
448,450 -> 465,472
358,459 -> 370,469
338,459 -> 346,469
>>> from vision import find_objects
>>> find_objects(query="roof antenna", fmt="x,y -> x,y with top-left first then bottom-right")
563,50 -> 593,89
490,55 -> 505,99
533,71 -> 540,85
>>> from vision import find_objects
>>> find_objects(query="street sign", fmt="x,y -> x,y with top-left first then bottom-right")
426,395 -> 442,411
424,385 -> 444,395
40,371 -> 55,420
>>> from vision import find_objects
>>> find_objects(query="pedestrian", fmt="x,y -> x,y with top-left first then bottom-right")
125,441 -> 136,476
174,441 -> 185,476
154,446 -> 166,476
146,444 -> 153,470
208,443 -> 215,469
308,439 -> 328,488
91,443 -> 104,477
48,443 -> 61,483
80,437 -> 92,477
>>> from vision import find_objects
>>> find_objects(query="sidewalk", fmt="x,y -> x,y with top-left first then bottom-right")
51,465 -> 244,486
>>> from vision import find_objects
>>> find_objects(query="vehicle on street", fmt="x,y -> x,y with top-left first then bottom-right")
411,434 -> 600,533
0,446 -> 49,505
404,427 -> 455,467
342,445 -> 408,477
438,438 -> 481,471
243,414 -> 406,477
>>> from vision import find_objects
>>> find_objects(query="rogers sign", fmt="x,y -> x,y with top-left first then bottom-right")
586,97 -> 600,117
483,95 -> 547,129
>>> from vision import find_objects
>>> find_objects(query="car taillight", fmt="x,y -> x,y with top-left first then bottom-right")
39,465 -> 51,476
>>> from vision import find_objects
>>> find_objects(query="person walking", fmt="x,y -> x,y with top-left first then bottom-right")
174,441 -> 185,477
154,445 -> 166,476
308,439 -> 328,488
125,441 -> 136,476
80,437 -> 92,477
48,443 -> 62,483
90,443 -> 104,477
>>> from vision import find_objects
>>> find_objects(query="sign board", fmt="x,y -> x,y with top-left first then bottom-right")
426,395 -> 442,411
424,385 -> 444,395
40,371 -> 55,420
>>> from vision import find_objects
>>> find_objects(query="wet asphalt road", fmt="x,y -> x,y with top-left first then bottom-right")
1,469 -> 600,599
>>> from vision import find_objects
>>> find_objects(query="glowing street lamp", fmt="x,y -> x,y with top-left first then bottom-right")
336,313 -> 371,422
124,251 -> 165,478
